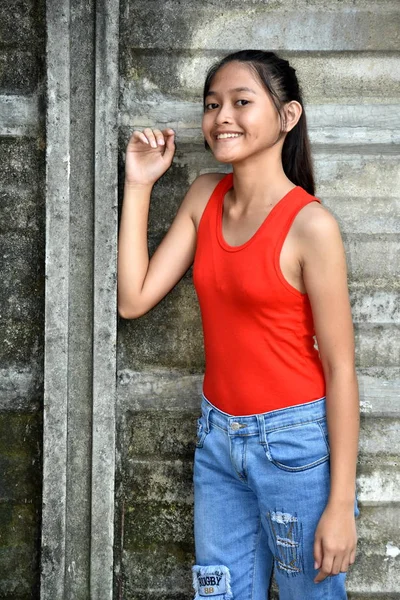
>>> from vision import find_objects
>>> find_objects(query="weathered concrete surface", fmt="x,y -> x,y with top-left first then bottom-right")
0,51 -> 39,95
42,0 -> 119,599
0,412 -> 42,597
91,0 -> 119,597
0,0 -> 45,596
41,0 -> 72,595
121,0 -> 400,52
0,95 -> 39,137
116,0 -> 400,597
120,51 -> 400,103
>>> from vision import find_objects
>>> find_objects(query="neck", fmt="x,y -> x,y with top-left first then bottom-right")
230,149 -> 295,208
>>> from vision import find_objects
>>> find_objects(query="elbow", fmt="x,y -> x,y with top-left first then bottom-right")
117,303 -> 145,320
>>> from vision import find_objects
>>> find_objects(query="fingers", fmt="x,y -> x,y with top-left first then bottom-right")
314,550 -> 356,583
313,534 -> 323,569
130,127 -> 175,149
314,553 -> 334,583
132,130 -> 150,145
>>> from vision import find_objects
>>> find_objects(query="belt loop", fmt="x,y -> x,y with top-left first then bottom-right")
256,414 -> 267,446
204,402 -> 212,433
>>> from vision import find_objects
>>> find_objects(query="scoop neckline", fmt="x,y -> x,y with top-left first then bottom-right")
216,173 -> 300,252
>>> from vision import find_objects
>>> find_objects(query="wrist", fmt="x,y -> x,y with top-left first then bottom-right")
124,179 -> 154,191
327,495 -> 356,509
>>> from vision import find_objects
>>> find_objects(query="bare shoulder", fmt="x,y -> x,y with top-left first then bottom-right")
294,198 -> 342,242
182,172 -> 227,229
292,197 -> 344,263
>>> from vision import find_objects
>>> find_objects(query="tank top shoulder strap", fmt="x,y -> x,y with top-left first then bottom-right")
271,187 -> 322,279
272,187 -> 322,242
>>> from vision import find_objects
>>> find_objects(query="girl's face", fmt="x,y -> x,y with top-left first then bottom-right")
202,61 -> 284,164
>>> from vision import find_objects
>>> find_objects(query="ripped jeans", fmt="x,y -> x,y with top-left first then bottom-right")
192,394 -> 359,600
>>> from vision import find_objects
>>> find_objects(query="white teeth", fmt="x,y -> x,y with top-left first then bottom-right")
216,133 -> 242,139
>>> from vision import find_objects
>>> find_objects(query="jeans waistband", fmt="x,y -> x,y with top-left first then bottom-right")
201,393 -> 327,438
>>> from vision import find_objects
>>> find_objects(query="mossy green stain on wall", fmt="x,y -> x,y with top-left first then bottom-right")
0,412 -> 41,598
126,411 -> 197,458
124,501 -> 194,549
115,410 -> 198,597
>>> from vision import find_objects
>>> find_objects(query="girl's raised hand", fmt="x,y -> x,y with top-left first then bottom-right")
125,127 -> 176,187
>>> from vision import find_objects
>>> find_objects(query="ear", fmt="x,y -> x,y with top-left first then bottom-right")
281,101 -> 302,133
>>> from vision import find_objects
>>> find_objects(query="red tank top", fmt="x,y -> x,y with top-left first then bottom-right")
193,172 -> 326,415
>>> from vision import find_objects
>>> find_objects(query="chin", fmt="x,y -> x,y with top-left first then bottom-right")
211,149 -> 241,163
212,154 -> 234,164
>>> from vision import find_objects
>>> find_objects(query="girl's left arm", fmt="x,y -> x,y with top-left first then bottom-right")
299,202 -> 360,584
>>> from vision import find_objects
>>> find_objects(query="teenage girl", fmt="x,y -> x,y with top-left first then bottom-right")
118,50 -> 360,600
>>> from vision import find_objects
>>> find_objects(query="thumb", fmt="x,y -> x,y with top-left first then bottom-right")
313,535 -> 323,569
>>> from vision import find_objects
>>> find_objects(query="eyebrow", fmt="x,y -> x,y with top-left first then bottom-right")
205,86 -> 257,97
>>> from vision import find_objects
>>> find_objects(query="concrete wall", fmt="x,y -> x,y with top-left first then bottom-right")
1,1 -> 398,598
116,1 -> 400,599
0,0 -> 45,597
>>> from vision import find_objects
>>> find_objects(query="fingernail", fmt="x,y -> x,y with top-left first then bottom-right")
314,561 -> 318,569
159,139 -> 165,145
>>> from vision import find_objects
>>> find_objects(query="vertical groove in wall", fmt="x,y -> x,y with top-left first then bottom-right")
41,2 -> 70,598
91,0 -> 119,597
65,0 -> 96,596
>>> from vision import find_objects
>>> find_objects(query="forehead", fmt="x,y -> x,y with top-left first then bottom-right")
208,61 -> 263,92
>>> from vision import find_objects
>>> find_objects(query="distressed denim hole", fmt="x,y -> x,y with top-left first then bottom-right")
266,510 -> 303,577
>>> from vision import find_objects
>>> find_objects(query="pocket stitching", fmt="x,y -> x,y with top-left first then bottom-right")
317,420 -> 330,453
269,453 -> 330,472
265,420 -> 330,472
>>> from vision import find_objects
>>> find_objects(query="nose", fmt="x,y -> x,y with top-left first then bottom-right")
214,104 -> 233,125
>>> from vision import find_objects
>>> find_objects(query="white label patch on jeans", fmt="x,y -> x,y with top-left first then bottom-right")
192,565 -> 233,598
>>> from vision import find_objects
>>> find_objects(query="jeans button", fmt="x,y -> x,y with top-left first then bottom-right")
231,422 -> 240,430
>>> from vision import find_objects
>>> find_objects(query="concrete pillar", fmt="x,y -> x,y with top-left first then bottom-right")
41,1 -> 119,598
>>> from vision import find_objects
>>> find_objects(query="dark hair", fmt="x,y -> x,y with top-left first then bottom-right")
203,50 -> 315,196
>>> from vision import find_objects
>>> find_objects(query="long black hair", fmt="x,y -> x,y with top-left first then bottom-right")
203,50 -> 315,196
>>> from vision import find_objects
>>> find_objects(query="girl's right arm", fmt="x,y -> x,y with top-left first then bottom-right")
117,127 -> 217,319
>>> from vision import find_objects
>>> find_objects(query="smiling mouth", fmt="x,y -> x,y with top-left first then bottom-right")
215,133 -> 243,140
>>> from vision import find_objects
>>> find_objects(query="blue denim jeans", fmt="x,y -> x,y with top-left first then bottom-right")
192,394 -> 359,600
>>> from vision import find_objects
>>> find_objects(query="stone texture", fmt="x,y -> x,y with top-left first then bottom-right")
0,0 -> 38,47
0,414 -> 41,598
116,0 -> 400,597
0,138 -> 42,186
120,51 -> 400,103
120,546 -> 194,598
1,0 -> 398,597
0,50 -> 39,94
118,279 -> 204,371
0,0 -> 45,598
121,0 -> 400,51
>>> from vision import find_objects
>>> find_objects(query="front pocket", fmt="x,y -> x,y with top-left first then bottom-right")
266,419 -> 330,472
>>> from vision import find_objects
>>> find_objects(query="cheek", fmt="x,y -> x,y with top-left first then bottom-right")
251,116 -> 280,139
202,115 -> 212,136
